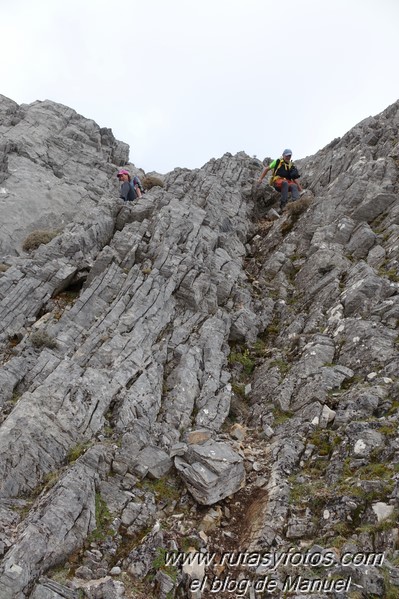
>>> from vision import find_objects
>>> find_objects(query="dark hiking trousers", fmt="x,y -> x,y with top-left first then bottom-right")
280,180 -> 300,209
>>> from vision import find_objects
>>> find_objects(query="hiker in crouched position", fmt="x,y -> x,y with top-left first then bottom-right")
258,149 -> 303,212
117,169 -> 136,202
117,170 -> 144,202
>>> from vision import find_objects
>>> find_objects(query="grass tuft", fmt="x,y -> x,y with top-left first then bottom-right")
22,229 -> 58,251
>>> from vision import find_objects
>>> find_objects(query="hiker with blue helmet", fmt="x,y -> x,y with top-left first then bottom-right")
258,149 -> 303,212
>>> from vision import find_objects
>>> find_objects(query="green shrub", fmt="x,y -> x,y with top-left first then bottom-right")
270,358 -> 291,375
136,476 -> 181,501
142,175 -> 164,190
356,510 -> 398,534
22,229 -> 58,251
379,268 -> 399,283
151,547 -> 178,581
272,407 -> 294,425
266,320 -> 280,336
231,382 -> 246,397
228,349 -> 255,375
251,339 -> 268,356
88,493 -> 114,542
67,441 -> 92,463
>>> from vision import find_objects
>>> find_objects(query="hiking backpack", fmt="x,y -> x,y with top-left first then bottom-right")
270,159 -> 300,186
131,176 -> 145,194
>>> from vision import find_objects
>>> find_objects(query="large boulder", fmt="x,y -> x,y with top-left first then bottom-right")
175,440 -> 245,505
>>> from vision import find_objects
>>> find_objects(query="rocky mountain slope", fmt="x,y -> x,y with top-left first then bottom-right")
0,95 -> 130,256
0,96 -> 398,599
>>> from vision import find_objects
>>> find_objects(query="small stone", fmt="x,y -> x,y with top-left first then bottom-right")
320,405 -> 336,427
354,439 -> 367,455
186,430 -> 212,445
230,423 -> 246,441
268,208 -> 280,220
254,476 -> 268,488
110,566 -> 122,576
84,549 -> 101,561
155,570 -> 175,596
121,473 -> 138,490
95,568 -> 108,578
175,440 -> 245,505
182,550 -> 207,583
112,460 -> 128,476
200,506 -> 223,532
75,565 -> 94,580
372,502 -> 395,522
244,384 -> 252,396
262,424 -> 274,439
132,462 -> 148,479
169,442 -> 187,457
199,530 -> 208,543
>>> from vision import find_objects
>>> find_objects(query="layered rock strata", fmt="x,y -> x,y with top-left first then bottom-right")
0,97 -> 398,598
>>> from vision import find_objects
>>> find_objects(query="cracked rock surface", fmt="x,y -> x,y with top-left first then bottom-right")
0,95 -> 398,598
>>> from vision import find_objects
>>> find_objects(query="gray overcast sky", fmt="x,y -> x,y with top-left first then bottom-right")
1,0 -> 398,174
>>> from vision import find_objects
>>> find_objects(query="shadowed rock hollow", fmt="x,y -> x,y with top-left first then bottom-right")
0,96 -> 398,598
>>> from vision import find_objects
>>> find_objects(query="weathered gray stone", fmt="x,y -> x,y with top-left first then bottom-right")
97,481 -> 130,515
367,244 -> 386,267
125,529 -> 164,579
0,446 -> 104,598
0,96 -> 399,595
0,97 -> 128,256
346,222 -> 377,259
154,570 -> 175,599
372,502 -> 395,522
131,446 -> 172,480
72,577 -> 125,599
75,566 -> 94,580
175,441 -> 245,505
320,405 -> 336,427
286,513 -> 315,539
352,192 -> 397,223
347,424 -> 384,457
30,578 -> 78,599
121,498 -> 156,533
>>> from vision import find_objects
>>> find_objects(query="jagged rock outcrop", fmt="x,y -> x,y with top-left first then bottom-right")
0,95 -> 129,256
0,97 -> 398,598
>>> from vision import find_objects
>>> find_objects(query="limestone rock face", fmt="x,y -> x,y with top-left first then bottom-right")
0,97 -> 399,597
0,95 -> 129,255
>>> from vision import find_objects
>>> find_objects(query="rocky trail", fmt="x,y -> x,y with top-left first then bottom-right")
0,96 -> 398,598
